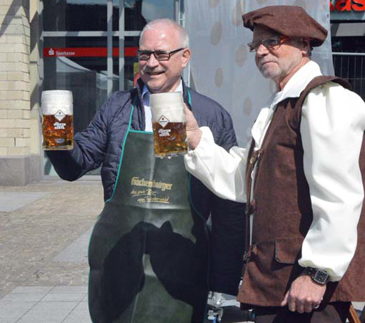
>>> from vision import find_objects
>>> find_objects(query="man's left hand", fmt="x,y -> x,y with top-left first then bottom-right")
280,275 -> 326,313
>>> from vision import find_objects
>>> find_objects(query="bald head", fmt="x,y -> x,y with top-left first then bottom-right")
139,19 -> 189,48
138,19 -> 191,93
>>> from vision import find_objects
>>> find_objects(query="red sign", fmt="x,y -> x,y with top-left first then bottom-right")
44,47 -> 138,58
330,0 -> 365,12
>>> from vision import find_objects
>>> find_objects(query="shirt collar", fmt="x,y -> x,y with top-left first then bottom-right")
251,61 -> 323,147
142,80 -> 183,107
271,61 -> 323,107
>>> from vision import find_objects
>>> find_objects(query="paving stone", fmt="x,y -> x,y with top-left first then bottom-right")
1,293 -> 45,302
50,286 -> 88,294
52,228 -> 92,263
42,293 -> 85,302
0,301 -> 36,319
10,286 -> 53,295
0,192 -> 47,212
62,302 -> 91,323
16,302 -> 78,323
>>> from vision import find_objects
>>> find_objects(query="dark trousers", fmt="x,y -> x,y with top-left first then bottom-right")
254,302 -> 351,323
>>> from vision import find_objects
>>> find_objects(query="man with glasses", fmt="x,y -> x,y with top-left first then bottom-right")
47,18 -> 245,323
184,5 -> 365,323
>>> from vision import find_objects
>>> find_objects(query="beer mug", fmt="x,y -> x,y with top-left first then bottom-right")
41,90 -> 74,150
150,92 -> 188,158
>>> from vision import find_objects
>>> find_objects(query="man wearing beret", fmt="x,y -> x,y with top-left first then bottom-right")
183,5 -> 365,323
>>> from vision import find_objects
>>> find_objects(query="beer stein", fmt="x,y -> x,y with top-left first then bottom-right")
41,90 -> 74,150
150,92 -> 188,158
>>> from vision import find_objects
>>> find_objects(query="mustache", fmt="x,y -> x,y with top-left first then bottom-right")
143,68 -> 165,74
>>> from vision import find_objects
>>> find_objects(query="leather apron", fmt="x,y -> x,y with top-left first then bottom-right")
88,105 -> 209,323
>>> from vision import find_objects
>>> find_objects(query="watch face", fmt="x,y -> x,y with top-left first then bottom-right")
313,270 -> 329,284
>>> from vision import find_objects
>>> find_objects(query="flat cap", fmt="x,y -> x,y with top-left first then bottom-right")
242,5 -> 327,47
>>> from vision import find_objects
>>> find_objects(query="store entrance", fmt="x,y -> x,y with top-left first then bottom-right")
42,0 -> 181,176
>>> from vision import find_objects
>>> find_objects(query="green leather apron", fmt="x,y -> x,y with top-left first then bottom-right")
88,105 -> 209,323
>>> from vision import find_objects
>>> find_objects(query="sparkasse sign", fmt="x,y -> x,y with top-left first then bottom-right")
330,0 -> 365,20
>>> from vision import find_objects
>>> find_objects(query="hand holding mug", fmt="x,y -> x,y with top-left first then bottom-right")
184,104 -> 202,150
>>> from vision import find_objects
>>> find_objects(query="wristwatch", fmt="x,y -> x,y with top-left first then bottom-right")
303,267 -> 330,285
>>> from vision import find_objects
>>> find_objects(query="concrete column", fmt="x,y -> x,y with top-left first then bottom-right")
0,0 -> 41,185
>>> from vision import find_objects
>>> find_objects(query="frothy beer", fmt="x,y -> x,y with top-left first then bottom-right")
150,92 -> 188,158
41,90 -> 74,150
153,122 -> 187,157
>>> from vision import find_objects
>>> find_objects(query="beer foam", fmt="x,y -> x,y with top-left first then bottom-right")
150,92 -> 185,122
42,90 -> 73,115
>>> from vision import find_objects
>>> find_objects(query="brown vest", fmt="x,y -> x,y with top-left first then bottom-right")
238,76 -> 365,307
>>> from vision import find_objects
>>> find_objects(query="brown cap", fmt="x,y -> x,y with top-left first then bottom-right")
242,5 -> 327,47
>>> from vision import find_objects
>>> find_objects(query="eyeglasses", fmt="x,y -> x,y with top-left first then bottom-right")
137,48 -> 185,61
247,36 -> 289,52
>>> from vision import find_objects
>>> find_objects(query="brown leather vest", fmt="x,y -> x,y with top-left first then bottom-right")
238,76 -> 365,307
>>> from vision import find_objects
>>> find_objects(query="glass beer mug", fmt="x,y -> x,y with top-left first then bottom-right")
41,90 -> 74,150
150,92 -> 188,158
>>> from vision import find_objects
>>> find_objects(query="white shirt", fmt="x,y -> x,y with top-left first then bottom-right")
184,61 -> 365,281
142,81 -> 183,132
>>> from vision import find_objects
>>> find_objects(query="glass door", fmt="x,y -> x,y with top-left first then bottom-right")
41,0 -> 182,175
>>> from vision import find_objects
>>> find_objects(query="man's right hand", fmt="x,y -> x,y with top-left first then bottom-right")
281,274 -> 326,313
184,105 -> 202,150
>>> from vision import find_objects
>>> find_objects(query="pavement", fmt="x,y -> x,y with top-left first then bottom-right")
0,179 -> 103,323
0,178 -> 255,323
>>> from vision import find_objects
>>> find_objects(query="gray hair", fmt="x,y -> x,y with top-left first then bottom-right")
290,38 -> 312,58
139,19 -> 189,48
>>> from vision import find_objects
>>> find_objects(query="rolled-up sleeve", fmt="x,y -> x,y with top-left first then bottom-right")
184,127 -> 247,203
299,82 -> 365,281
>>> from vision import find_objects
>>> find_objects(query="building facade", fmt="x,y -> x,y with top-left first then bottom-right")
0,0 -> 39,185
0,0 -> 182,185
0,0 -> 364,185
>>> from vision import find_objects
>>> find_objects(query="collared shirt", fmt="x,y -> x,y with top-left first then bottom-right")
184,61 -> 365,281
141,81 -> 183,132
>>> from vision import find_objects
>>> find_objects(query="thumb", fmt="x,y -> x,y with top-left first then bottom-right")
281,291 -> 289,307
183,104 -> 201,149
184,104 -> 199,131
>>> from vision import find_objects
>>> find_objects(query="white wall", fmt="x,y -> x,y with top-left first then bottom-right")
186,0 -> 333,146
